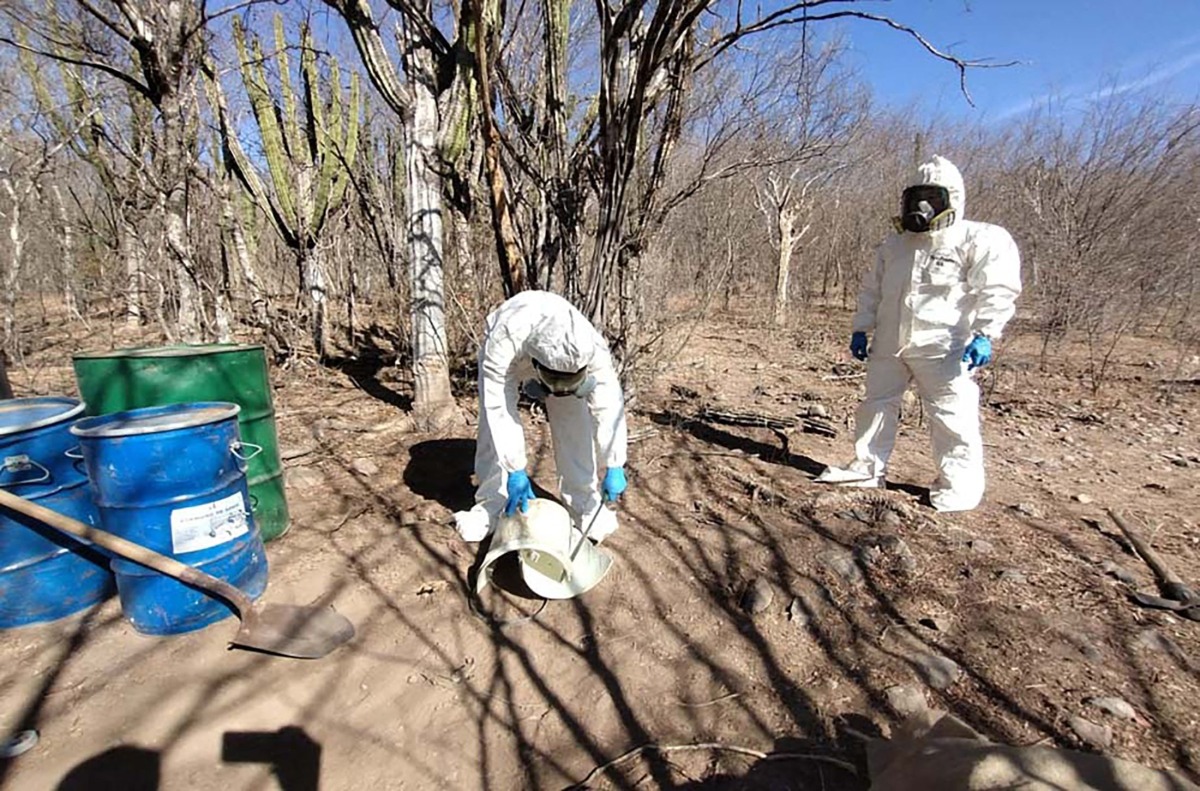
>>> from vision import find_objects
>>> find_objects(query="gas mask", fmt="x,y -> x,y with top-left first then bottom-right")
531,358 -> 596,399
899,184 -> 953,233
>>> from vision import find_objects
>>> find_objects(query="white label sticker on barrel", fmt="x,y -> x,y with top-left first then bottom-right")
170,492 -> 250,554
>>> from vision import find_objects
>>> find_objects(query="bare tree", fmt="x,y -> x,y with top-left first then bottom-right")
325,0 -> 477,423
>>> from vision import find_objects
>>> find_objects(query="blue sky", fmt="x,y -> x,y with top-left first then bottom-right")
835,0 -> 1200,122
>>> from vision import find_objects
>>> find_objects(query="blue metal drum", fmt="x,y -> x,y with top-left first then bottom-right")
70,402 -> 268,636
0,397 -> 116,629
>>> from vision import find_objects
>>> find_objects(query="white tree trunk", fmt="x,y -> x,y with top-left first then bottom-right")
222,187 -> 269,328
300,245 -> 329,360
163,195 -> 201,342
120,213 -> 145,327
49,186 -> 80,319
403,37 -> 456,422
773,207 -> 797,326
2,179 -> 23,355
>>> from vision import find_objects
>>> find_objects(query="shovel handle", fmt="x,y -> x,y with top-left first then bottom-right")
0,487 -> 252,612
1107,508 -> 1187,589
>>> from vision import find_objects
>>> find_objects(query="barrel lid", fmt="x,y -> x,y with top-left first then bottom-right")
70,402 -> 241,438
0,397 -> 85,437
73,343 -> 264,360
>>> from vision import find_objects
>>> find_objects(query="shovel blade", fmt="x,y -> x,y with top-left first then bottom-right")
230,603 -> 355,659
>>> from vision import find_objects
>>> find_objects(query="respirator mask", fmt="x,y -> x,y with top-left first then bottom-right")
531,358 -> 596,398
899,184 -> 953,233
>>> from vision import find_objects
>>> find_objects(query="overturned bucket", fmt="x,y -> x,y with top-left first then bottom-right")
70,402 -> 268,635
0,397 -> 116,629
475,499 -> 613,600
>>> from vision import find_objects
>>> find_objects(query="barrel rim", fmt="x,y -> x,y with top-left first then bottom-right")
0,396 -> 85,437
72,343 -> 265,361
69,402 -> 241,438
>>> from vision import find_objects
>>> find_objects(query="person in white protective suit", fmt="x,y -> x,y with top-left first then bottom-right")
816,155 -> 1021,512
453,291 -> 629,542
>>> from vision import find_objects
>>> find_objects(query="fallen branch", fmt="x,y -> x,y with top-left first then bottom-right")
673,691 -> 741,708
725,469 -> 792,506
567,742 -> 857,789
698,407 -> 837,439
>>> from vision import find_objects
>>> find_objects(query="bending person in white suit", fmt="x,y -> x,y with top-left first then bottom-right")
454,291 -> 628,541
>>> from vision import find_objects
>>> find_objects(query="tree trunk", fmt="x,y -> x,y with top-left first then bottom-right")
2,178 -> 23,356
773,208 -> 797,326
159,86 -> 202,343
402,25 -> 456,423
120,212 -> 145,327
0,352 -> 12,399
299,244 -> 329,360
163,195 -> 202,342
221,180 -> 270,330
50,186 -> 80,319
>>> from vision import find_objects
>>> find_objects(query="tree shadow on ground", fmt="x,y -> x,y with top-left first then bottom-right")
324,328 -> 413,411
649,411 -> 827,477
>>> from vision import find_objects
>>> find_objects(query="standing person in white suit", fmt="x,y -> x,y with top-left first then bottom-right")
817,155 -> 1022,512
454,291 -> 628,541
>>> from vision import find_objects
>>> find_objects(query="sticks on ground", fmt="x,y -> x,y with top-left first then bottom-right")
566,742 -> 857,789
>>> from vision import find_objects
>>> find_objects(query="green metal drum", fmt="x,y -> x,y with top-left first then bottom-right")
71,345 -> 290,541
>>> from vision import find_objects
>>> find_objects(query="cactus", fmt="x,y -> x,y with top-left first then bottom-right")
227,14 -> 362,359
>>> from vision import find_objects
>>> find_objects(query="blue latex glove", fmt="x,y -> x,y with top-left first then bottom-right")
602,467 -> 627,502
505,470 -> 535,515
850,332 -> 869,361
962,335 -> 993,370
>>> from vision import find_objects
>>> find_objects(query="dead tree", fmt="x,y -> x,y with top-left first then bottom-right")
4,0 -> 221,341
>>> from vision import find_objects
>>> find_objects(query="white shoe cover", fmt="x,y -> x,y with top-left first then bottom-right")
453,503 -> 493,542
579,506 -> 619,544
816,465 -> 882,487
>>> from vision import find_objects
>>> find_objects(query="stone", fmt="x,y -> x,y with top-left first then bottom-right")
880,510 -> 904,528
968,539 -> 995,555
740,578 -> 774,615
820,551 -> 864,585
1068,715 -> 1113,749
912,652 -> 962,691
895,551 -> 919,574
351,457 -> 380,477
1086,696 -> 1137,721
285,466 -> 325,490
400,511 -> 419,527
885,684 -> 929,717
1060,630 -> 1104,663
1100,560 -> 1140,586
1012,502 -> 1043,519
1074,493 -> 1094,504
858,545 -> 885,566
997,569 -> 1028,585
786,597 -> 810,626
808,404 -> 831,419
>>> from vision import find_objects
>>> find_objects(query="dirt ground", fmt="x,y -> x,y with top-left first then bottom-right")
2,302 -> 1199,791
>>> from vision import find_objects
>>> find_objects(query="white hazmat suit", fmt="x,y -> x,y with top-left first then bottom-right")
454,291 -> 628,541
818,156 -> 1022,512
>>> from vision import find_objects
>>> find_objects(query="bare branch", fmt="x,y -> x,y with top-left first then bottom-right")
698,7 -> 1020,106
76,0 -> 135,41
0,35 -> 155,99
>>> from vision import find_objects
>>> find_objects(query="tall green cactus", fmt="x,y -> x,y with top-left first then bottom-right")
227,14 -> 361,358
